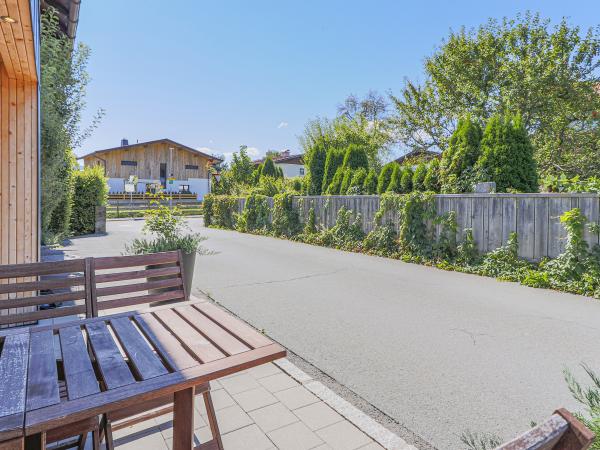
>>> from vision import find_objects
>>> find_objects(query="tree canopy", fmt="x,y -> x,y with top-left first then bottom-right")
390,12 -> 600,176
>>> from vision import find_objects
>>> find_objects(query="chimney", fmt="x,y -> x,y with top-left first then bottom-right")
121,138 -> 129,147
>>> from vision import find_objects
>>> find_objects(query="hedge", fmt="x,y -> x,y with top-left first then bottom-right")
70,166 -> 108,235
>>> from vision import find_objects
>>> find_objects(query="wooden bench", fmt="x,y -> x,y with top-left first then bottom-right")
0,251 -> 191,450
495,408 -> 594,449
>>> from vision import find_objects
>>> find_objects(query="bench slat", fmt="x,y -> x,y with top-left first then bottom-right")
96,278 -> 182,298
175,305 -> 250,356
154,309 -> 225,363
26,330 -> 60,411
0,333 -> 29,417
95,266 -> 181,284
0,290 -> 86,310
0,276 -> 85,295
94,252 -> 180,270
0,259 -> 85,279
95,290 -> 185,312
192,302 -> 272,349
59,326 -> 100,400
86,321 -> 136,389
134,313 -> 198,371
110,317 -> 169,380
0,305 -> 86,327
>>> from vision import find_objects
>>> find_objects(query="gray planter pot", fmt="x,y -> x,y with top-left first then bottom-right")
148,251 -> 196,299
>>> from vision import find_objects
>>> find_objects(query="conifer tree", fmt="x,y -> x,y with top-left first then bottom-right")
363,169 -> 378,194
412,162 -> 427,191
322,148 -> 345,193
424,159 -> 441,192
440,117 -> 482,192
400,166 -> 414,193
377,163 -> 395,194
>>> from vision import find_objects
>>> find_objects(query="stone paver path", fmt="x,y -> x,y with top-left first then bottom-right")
110,361 -> 400,450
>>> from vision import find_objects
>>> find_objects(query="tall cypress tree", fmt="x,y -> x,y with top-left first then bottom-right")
377,163 -> 395,194
424,159 -> 441,192
412,163 -> 427,191
363,169 -> 378,194
321,148 -> 344,193
386,164 -> 403,193
342,144 -> 369,171
440,116 -> 482,192
307,144 -> 327,194
476,113 -> 538,192
400,167 -> 414,193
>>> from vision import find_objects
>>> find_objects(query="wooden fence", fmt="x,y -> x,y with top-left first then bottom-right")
236,194 -> 600,260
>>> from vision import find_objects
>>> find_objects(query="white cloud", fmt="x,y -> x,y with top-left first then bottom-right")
222,146 -> 260,164
277,121 -> 288,129
245,146 -> 260,157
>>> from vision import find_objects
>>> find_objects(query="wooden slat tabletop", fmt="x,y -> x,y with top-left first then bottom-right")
11,300 -> 285,437
0,333 -> 29,441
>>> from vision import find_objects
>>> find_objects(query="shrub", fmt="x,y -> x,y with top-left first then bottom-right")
477,233 -> 531,281
440,116 -> 482,193
363,169 -> 378,194
476,114 -> 538,193
260,157 -> 280,178
400,167 -> 414,193
412,163 -> 427,191
70,165 -> 108,235
386,164 -> 403,193
340,168 -> 353,195
303,207 -> 317,235
318,207 -> 364,249
456,229 -> 479,265
254,176 -> 282,197
204,195 -> 238,229
321,148 -> 345,193
342,144 -> 369,171
236,194 -> 271,233
203,194 -> 214,225
364,224 -> 398,254
434,211 -> 458,259
272,193 -> 301,237
424,158 -> 441,192
326,167 -> 345,194
307,143 -> 327,194
397,192 -> 436,257
347,168 -> 367,195
377,163 -> 395,194
564,364 -> 600,447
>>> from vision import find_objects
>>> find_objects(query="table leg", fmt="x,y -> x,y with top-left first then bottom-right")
173,387 -> 194,450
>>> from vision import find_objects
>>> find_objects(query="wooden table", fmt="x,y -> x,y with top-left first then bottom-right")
0,301 -> 286,450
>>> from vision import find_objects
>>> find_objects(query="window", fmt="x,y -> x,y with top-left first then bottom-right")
299,167 -> 305,175
179,185 -> 190,193
185,164 -> 199,170
121,160 -> 137,166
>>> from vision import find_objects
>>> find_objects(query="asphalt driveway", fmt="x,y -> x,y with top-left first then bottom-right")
64,218 -> 600,449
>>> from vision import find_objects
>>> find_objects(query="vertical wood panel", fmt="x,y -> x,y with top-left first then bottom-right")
517,197 -> 535,260
548,197 -> 572,258
488,197 -> 503,251
580,197 -> 600,249
502,197 -> 517,244
533,197 -> 549,261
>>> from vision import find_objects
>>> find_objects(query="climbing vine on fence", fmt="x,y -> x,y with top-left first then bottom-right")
203,193 -> 600,299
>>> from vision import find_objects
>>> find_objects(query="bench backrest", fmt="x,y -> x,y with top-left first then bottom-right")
495,408 -> 594,450
91,250 -> 188,316
0,251 -> 188,326
0,259 -> 91,327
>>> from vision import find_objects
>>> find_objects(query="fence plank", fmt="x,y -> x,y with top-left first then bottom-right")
533,197 -> 549,260
548,197 -> 573,258
517,198 -> 536,260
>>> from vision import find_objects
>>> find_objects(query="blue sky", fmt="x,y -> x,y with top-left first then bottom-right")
76,0 -> 600,163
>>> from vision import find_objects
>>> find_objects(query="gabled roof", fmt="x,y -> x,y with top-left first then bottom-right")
78,138 -> 223,162
252,152 -> 304,166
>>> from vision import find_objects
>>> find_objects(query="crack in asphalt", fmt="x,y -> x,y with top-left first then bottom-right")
451,328 -> 489,346
218,269 -> 345,289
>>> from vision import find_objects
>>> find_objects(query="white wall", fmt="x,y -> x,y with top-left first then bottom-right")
277,163 -> 305,178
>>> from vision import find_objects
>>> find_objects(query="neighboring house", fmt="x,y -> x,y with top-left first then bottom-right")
79,138 -> 222,200
253,150 -> 305,178
394,149 -> 441,165
1,0 -> 71,266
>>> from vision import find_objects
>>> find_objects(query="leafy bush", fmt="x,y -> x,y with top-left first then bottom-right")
363,169 -> 378,194
424,159 -> 441,192
303,207 -> 317,235
203,195 -> 238,229
412,163 -> 427,191
456,229 -> 479,265
477,233 -> 531,281
236,194 -> 271,233
476,114 -> 538,193
364,224 -> 398,254
541,174 -> 600,193
377,163 -> 395,194
397,192 -> 436,257
272,193 -> 301,237
70,165 -> 108,235
400,166 -> 414,193
317,207 -> 364,249
434,211 -> 458,259
125,234 -> 208,255
440,117 -> 482,193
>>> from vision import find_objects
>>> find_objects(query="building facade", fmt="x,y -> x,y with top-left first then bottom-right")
80,138 -> 221,200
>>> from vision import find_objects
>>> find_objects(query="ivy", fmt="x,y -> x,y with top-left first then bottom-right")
236,194 -> 271,233
272,193 -> 302,237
